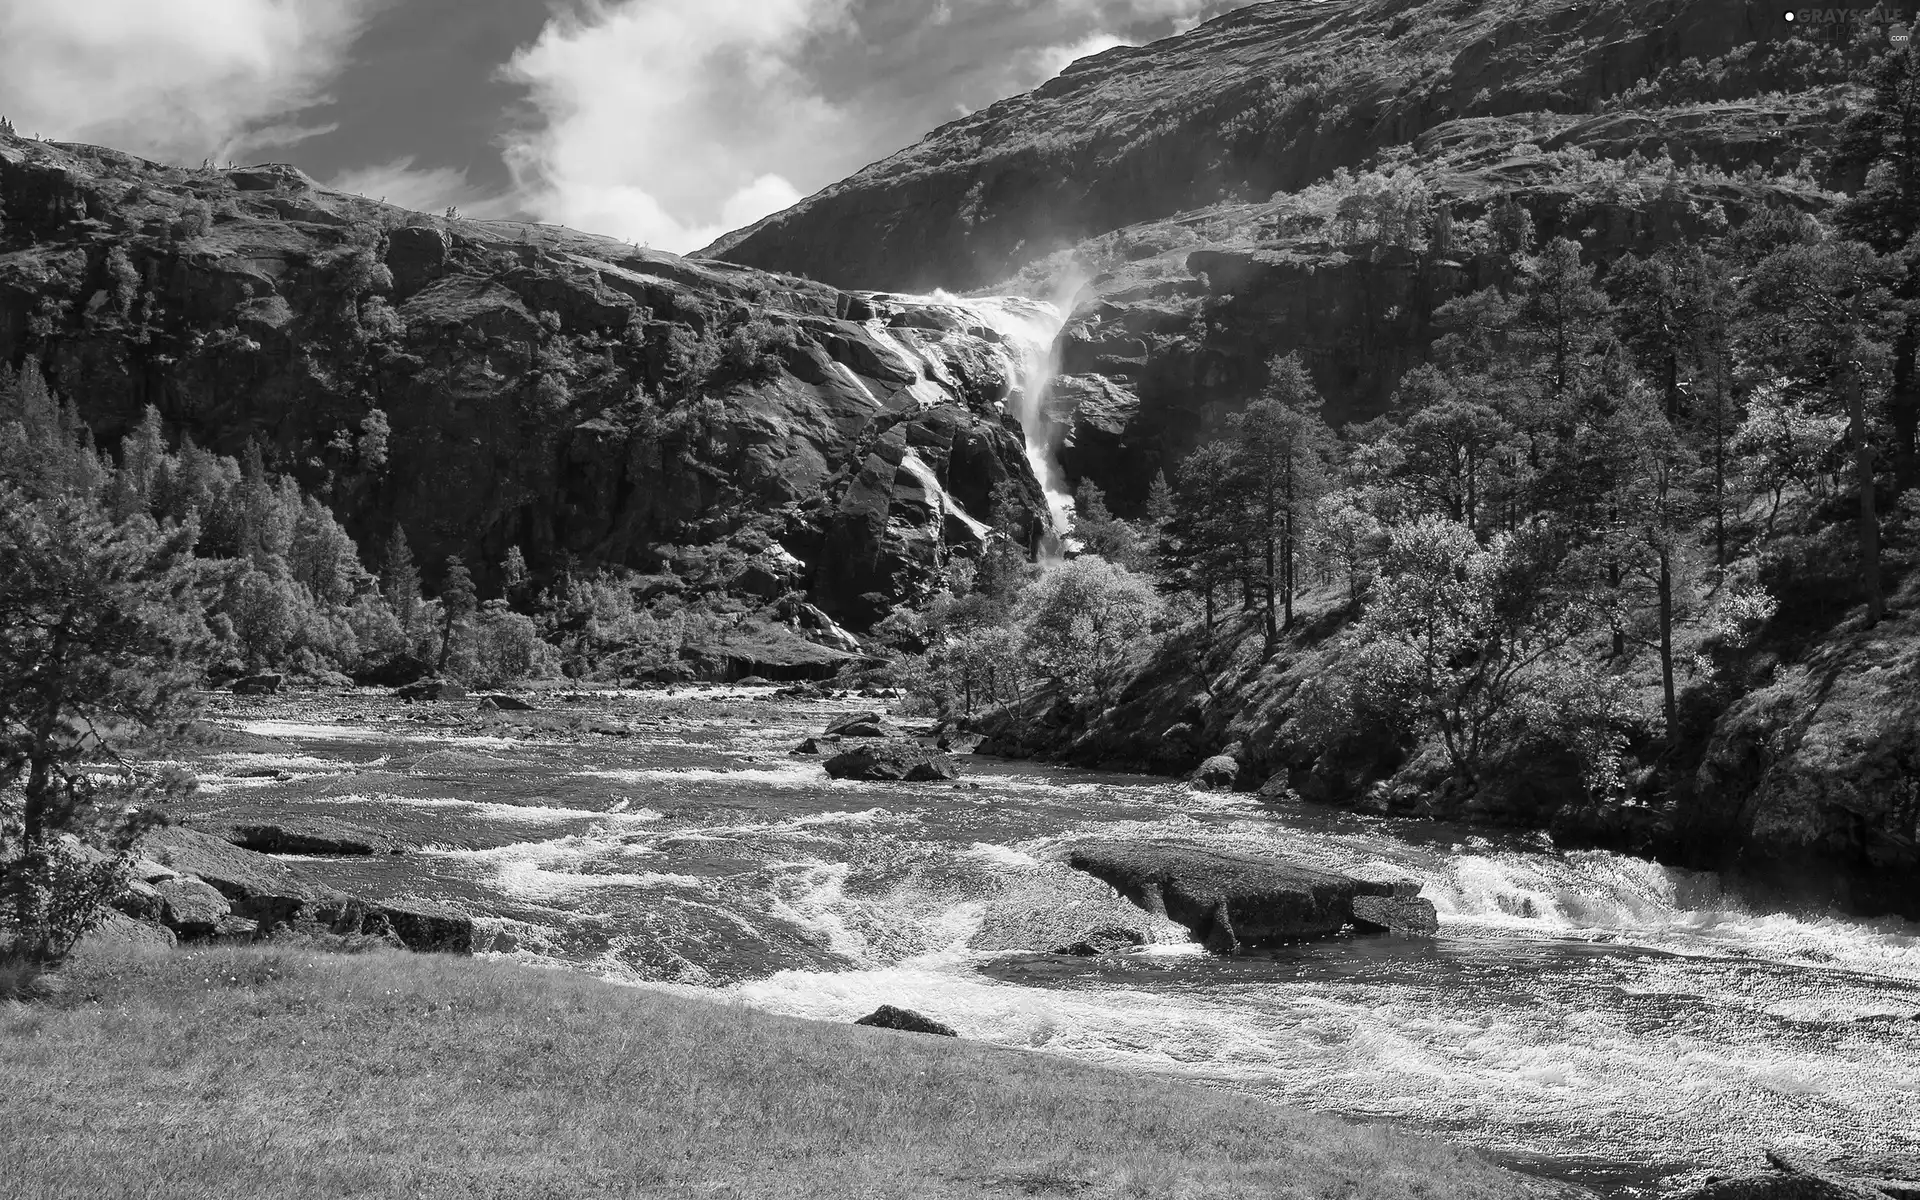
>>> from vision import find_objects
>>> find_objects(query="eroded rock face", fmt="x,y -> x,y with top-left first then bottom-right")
0,134 -> 1045,629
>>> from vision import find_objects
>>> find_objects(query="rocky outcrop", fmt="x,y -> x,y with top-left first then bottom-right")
0,134 -> 1046,629
709,0 -> 1835,292
853,1005 -> 958,1037
826,711 -> 900,739
823,744 -> 959,782
395,680 -> 469,703
1192,755 -> 1239,792
230,674 -> 282,696
1063,838 -> 1425,950
1685,606 -> 1920,919
206,817 -> 403,857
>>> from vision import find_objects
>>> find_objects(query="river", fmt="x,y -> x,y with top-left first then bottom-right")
188,688 -> 1920,1196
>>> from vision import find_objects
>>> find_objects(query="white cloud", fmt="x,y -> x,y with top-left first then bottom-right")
0,0 -> 373,164
1030,31 -> 1129,80
500,0 -> 851,253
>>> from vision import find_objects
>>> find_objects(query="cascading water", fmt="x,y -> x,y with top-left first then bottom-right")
863,286 -> 1080,557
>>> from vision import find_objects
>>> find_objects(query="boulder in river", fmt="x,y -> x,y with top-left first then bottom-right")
1192,755 -> 1239,791
395,679 -> 468,703
825,711 -> 899,739
1351,892 -> 1441,936
824,743 -> 959,782
1673,1149 -> 1920,1200
853,1005 -> 958,1037
483,694 -> 537,711
229,674 -> 283,696
792,736 -> 839,756
1064,838 -> 1419,950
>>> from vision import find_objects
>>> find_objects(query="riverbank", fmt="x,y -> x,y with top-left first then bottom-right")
1,942 -> 1563,1200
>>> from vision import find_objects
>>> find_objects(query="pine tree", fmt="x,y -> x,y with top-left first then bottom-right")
381,525 -> 421,629
437,556 -> 477,673
0,454 -> 210,962
1230,353 -> 1335,652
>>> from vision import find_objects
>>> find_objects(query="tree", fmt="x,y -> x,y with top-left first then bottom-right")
1741,238 -> 1900,625
1229,353 -> 1334,652
0,479 -> 209,963
1014,556 -> 1161,701
1390,399 -> 1514,532
437,556 -> 478,673
1837,44 -> 1920,489
1159,440 -> 1244,636
1070,480 -> 1145,568
382,525 -> 421,629
1342,516 -> 1591,787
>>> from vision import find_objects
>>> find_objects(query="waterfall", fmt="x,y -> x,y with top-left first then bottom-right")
863,286 -> 1080,559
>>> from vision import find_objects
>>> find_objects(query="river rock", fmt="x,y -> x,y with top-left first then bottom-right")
853,1005 -> 958,1037
826,711 -> 899,739
140,825 -> 318,927
1193,755 -> 1240,791
154,876 -> 233,937
824,743 -> 959,782
1351,893 -> 1441,936
312,897 -> 474,954
1064,838 -> 1401,949
395,679 -> 468,703
210,817 -> 402,857
483,694 -> 537,711
937,731 -> 985,754
230,673 -> 283,696
792,736 -> 839,755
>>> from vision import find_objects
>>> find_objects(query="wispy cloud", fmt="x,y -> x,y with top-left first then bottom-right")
0,0 -> 375,164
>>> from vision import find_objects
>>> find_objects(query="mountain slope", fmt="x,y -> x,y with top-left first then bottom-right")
0,134 -> 1047,629
707,0 -> 1849,291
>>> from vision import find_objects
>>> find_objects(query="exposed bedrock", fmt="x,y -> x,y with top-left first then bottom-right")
0,134 -> 1046,629
1062,839 -> 1435,950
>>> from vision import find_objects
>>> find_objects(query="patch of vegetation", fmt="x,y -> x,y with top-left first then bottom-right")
0,944 -> 1544,1200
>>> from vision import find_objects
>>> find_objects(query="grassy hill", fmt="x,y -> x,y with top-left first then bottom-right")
0,943 -> 1564,1199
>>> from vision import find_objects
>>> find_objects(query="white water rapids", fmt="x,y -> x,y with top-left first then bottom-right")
215,696 -> 1920,1197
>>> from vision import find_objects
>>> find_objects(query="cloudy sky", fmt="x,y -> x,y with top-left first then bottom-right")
0,0 -> 1244,252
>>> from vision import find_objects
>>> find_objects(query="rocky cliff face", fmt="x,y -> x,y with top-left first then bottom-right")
0,134 -> 1045,628
708,0 -> 1845,292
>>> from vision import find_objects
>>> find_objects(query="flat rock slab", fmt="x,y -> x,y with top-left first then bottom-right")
1064,839 -> 1404,949
208,817 -> 403,857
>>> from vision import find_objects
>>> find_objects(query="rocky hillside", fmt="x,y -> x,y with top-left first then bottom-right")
708,0 -> 1855,292
0,134 -> 1047,629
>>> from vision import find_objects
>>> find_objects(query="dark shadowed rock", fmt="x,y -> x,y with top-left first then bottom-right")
154,877 -> 232,937
1064,838 -> 1402,949
312,897 -> 473,954
826,711 -> 899,739
230,674 -> 283,696
1193,755 -> 1239,791
1351,893 -> 1441,936
396,680 -> 469,703
484,694 -> 538,711
937,731 -> 985,754
853,1005 -> 958,1037
211,818 -> 403,857
824,744 -> 959,782
792,736 -> 839,756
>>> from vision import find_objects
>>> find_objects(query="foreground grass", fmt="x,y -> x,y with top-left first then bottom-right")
1,946 -> 1554,1200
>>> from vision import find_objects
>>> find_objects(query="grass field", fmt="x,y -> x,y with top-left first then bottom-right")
0,945 -> 1558,1199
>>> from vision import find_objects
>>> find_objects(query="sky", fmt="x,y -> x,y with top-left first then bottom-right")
0,0 -> 1245,253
